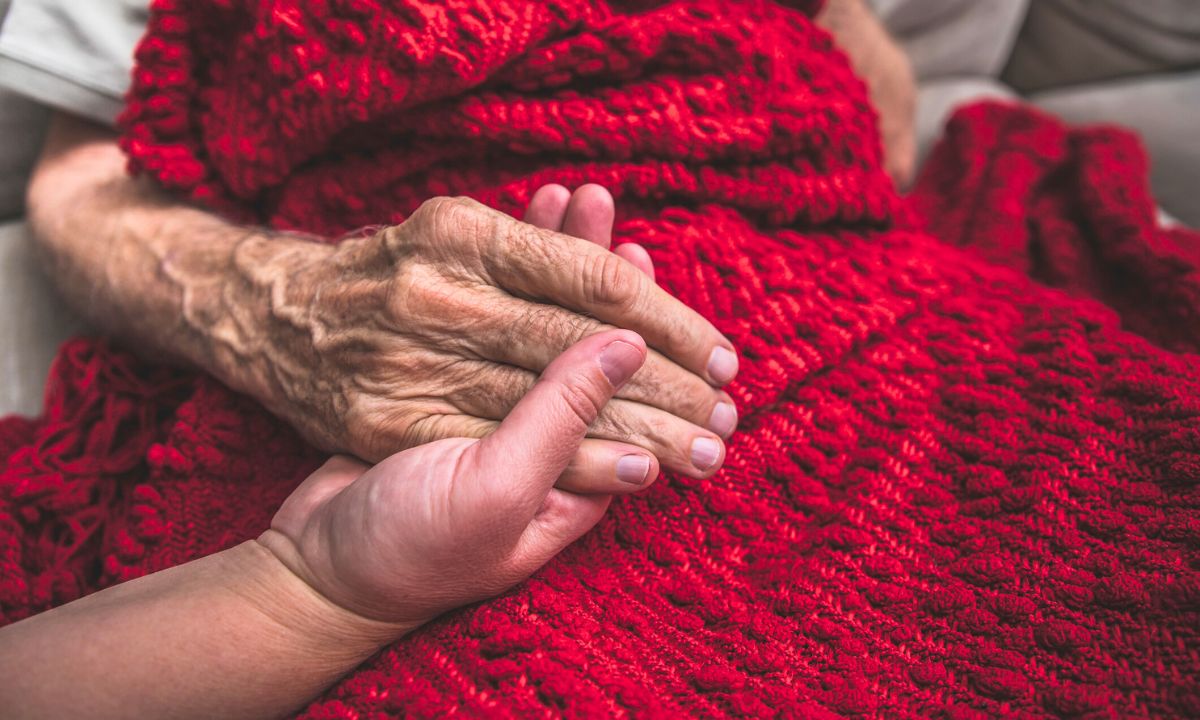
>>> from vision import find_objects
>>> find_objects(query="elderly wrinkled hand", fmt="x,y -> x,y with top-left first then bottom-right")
0,327 -> 660,720
29,116 -> 736,489
261,327 -> 653,628
250,185 -> 737,486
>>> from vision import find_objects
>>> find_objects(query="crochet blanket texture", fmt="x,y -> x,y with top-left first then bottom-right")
3,0 -> 1200,716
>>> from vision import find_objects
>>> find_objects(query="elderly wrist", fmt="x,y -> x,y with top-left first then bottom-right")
199,231 -> 335,408
221,230 -> 394,455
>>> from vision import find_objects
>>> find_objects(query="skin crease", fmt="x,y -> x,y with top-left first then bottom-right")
26,117 -> 736,488
0,4 -> 916,715
231,192 -> 738,477
0,189 -> 665,720
20,0 -> 911,492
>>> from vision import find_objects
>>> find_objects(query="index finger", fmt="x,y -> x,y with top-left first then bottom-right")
481,207 -> 738,386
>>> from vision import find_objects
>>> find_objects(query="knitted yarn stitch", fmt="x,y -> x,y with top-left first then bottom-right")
1,1 -> 1198,717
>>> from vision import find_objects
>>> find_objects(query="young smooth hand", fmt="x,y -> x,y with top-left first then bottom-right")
0,185 -> 675,720
261,184 -> 670,627
259,327 -> 655,627
0,328 -> 656,720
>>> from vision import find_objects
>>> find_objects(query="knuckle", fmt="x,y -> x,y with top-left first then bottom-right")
557,314 -> 597,348
664,377 -> 716,422
505,304 -> 595,356
584,251 -> 639,308
492,218 -> 553,282
411,196 -> 460,226
387,264 -> 460,325
398,413 -> 443,447
554,308 -> 595,346
406,198 -> 444,239
618,353 -> 713,423
399,412 -> 488,449
314,277 -> 390,333
457,363 -> 528,416
673,381 -> 715,420
387,276 -> 492,351
593,401 -> 676,456
376,222 -> 414,262
640,411 -> 676,447
412,196 -> 492,249
592,403 -> 640,445
655,308 -> 701,355
555,378 -> 606,432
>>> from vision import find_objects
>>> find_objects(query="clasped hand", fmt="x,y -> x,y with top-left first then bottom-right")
252,185 -> 738,489
261,185 -> 732,629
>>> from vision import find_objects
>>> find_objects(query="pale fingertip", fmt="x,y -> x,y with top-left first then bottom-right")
690,436 -> 723,473
563,184 -> 615,248
529,183 -> 571,206
708,402 -> 738,439
615,243 -> 655,280
524,184 -> 571,228
707,346 -> 739,385
616,454 -> 652,485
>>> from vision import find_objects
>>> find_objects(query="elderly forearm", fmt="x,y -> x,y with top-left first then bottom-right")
0,541 -> 406,720
816,0 -> 905,76
25,113 -> 328,394
25,114 -> 738,469
816,0 -> 917,184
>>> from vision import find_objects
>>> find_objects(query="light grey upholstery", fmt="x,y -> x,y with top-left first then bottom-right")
870,0 -> 1030,79
0,0 -> 149,124
877,0 -> 1198,227
0,89 -> 46,220
0,220 -> 85,416
0,0 -> 143,415
1032,70 -> 1200,228
913,78 -> 1018,168
1004,0 -> 1200,93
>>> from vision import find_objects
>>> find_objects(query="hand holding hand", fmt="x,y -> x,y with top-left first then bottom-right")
259,329 -> 655,627
245,188 -> 736,485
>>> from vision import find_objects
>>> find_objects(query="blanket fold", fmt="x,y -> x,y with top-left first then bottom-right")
2,1 -> 1198,717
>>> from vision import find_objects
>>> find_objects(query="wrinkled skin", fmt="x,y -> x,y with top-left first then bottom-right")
253,186 -> 738,486
261,327 -> 653,627
259,186 -> 710,627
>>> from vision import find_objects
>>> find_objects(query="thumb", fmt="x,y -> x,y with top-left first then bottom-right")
469,329 -> 646,514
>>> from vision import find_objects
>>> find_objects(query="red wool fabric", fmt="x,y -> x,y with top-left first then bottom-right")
3,0 -> 1200,716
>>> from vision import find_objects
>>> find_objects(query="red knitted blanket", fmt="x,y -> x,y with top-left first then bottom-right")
3,1 -> 1200,716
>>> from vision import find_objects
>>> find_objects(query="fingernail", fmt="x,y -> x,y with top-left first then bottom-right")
708,402 -> 738,438
599,340 -> 642,387
707,347 -> 738,385
691,437 -> 722,472
616,454 -> 651,485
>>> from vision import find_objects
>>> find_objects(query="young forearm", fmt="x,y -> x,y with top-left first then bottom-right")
0,541 -> 406,719
0,323 -> 661,717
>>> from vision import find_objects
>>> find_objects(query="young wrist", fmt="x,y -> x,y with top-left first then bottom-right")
220,539 -> 415,663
